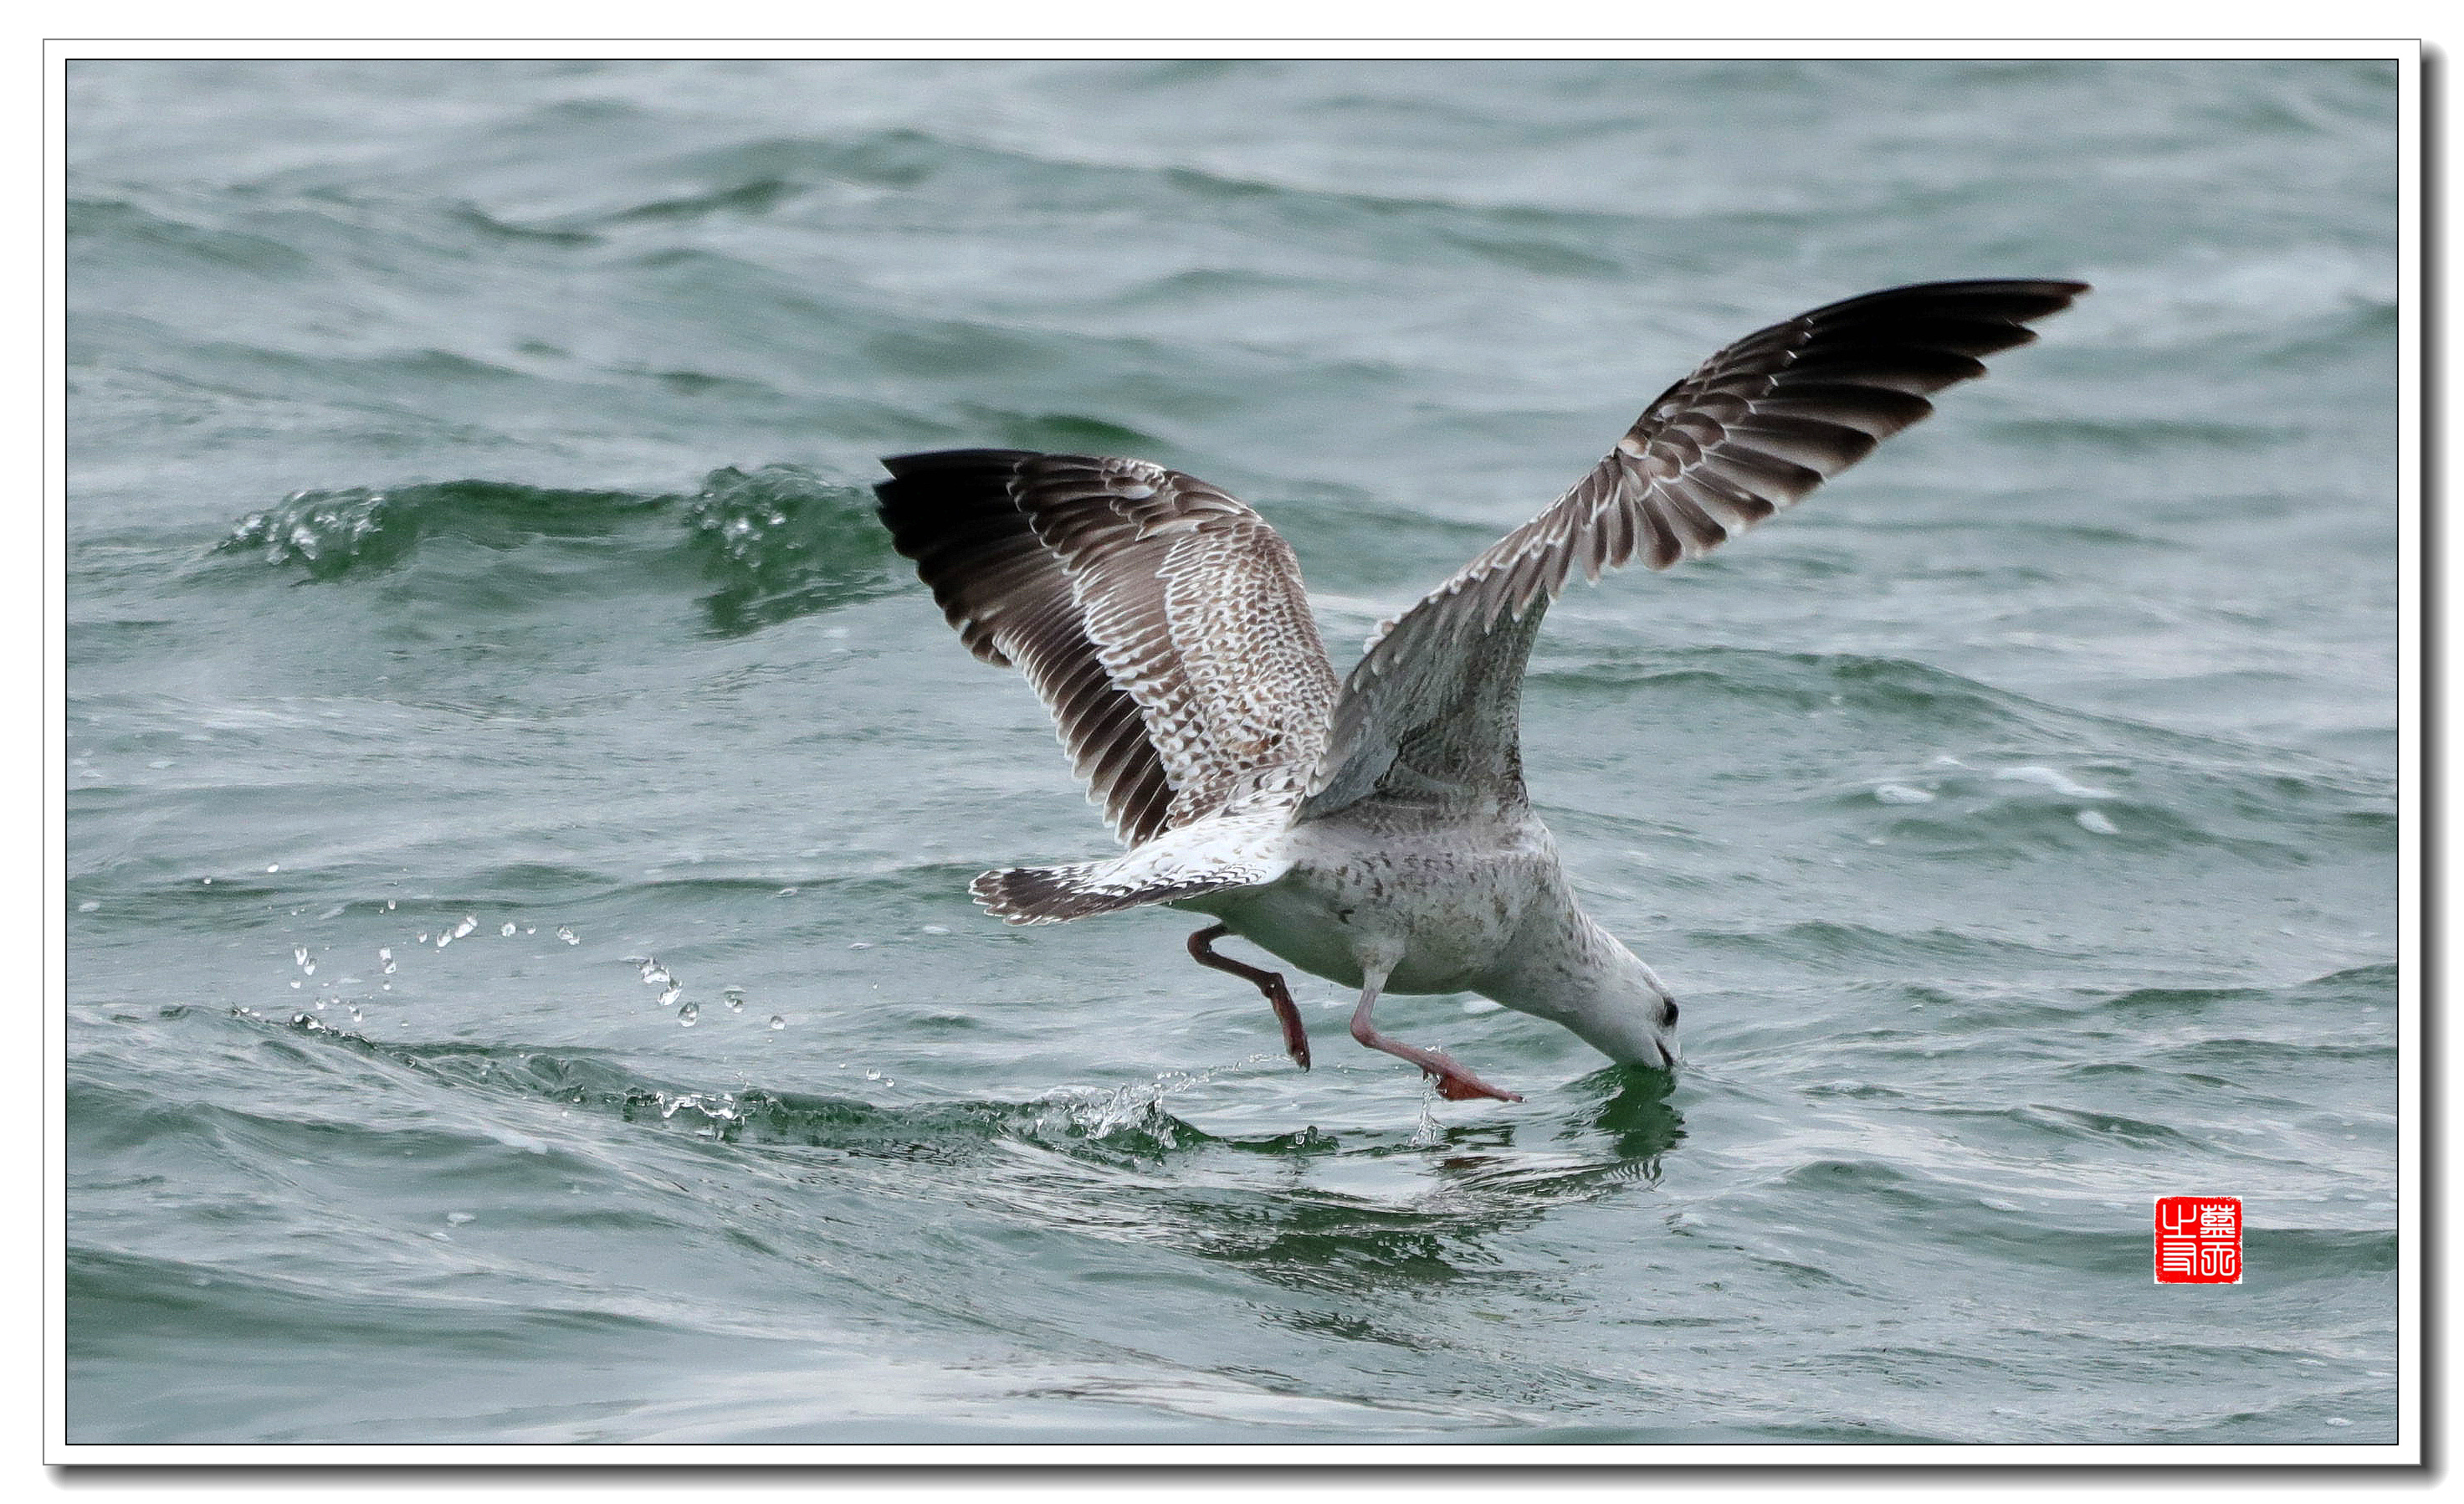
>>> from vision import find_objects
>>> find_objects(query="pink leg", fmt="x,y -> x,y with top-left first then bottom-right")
1348,975 -> 1523,1104
1188,925 -> 1310,1070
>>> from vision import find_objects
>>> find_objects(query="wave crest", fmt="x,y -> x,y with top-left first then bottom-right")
214,465 -> 900,634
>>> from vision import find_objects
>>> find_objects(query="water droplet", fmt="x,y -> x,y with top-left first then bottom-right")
266,864 -> 280,874
767,1015 -> 786,1030
294,947 -> 310,968
76,900 -> 99,913
525,927 -> 535,935
678,1003 -> 699,1026
2076,808 -> 2118,835
303,963 -> 315,976
386,899 -> 397,911
201,876 -> 213,885
658,986 -> 682,1008
435,932 -> 453,948
1874,783 -> 1934,805
864,1070 -> 881,1081
920,924 -> 951,936
500,922 -> 516,937
848,941 -> 873,951
289,980 -> 301,989
2326,1417 -> 2353,1428
722,987 -> 746,1012
443,1212 -> 474,1225
415,932 -> 429,943
556,927 -> 579,945
453,916 -> 477,939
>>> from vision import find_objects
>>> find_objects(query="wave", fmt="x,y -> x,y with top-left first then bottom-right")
213,465 -> 904,635
217,478 -> 664,577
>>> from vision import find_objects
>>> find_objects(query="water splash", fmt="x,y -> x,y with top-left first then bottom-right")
1408,1078 -> 1446,1148
1038,1056 -> 1283,1143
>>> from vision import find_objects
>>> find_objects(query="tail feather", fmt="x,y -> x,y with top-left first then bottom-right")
971,862 -> 1244,925
968,820 -> 1292,926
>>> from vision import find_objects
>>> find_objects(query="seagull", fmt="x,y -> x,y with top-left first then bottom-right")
875,279 -> 2086,1102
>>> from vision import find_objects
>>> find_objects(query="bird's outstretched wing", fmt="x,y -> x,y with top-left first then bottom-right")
1299,279 -> 2089,820
878,449 -> 1341,846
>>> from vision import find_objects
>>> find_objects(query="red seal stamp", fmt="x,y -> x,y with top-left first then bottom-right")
2154,1196 -> 2242,1284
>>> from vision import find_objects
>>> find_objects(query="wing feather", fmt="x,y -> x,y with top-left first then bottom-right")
879,449 -> 1340,846
1299,279 -> 2088,820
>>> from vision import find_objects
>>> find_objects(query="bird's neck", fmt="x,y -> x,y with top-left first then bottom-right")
1488,910 -> 1674,1065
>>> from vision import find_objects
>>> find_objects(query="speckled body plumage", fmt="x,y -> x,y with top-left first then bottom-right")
1165,795 -> 1681,1069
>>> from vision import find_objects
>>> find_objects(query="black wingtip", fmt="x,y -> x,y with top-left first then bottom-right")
873,450 -> 1042,568
876,447 -> 1039,490
1814,279 -> 2090,321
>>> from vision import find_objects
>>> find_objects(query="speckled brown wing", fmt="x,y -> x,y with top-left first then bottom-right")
1300,279 -> 2089,819
878,449 -> 1341,847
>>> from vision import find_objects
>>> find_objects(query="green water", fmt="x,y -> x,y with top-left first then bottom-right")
67,58 -> 2399,1445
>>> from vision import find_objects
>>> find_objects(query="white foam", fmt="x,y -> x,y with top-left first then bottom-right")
1997,765 -> 2113,799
